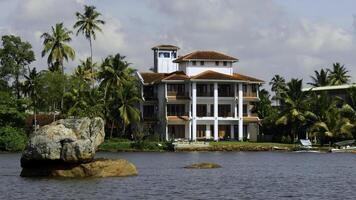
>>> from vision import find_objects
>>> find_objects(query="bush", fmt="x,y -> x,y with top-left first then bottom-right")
0,126 -> 27,152
281,135 -> 292,144
144,134 -> 161,142
130,141 -> 161,151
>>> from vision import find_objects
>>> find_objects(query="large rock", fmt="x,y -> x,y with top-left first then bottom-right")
21,117 -> 105,167
20,159 -> 138,178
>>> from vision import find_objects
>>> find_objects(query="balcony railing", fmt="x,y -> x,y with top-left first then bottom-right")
167,91 -> 189,97
218,112 -> 234,117
218,92 -> 234,97
167,112 -> 189,116
243,92 -> 257,97
197,112 -> 214,117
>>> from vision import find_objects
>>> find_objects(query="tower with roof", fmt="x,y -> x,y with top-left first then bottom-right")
152,45 -> 179,73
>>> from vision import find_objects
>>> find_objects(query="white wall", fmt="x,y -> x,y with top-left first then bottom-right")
179,61 -> 233,76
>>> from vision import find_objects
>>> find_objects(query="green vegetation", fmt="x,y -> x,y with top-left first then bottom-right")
99,139 -> 170,152
262,63 -> 356,145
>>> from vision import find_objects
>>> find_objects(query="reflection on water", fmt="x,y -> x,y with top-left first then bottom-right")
1,152 -> 356,200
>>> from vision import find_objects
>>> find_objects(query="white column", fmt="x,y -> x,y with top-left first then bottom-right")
192,82 -> 197,141
214,82 -> 219,141
234,83 -> 238,118
188,120 -> 192,140
238,83 -> 243,141
165,124 -> 168,141
231,124 -> 235,139
206,125 -> 211,139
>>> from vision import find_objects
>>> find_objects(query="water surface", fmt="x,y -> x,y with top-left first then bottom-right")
1,152 -> 355,200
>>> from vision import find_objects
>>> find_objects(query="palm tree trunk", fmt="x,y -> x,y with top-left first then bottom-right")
15,73 -> 20,99
89,37 -> 94,89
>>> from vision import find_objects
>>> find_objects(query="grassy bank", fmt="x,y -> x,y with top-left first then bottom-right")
98,138 -> 170,152
99,139 -> 300,152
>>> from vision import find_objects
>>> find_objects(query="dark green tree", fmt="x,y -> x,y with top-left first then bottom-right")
327,63 -> 350,85
308,69 -> 329,87
0,35 -> 35,99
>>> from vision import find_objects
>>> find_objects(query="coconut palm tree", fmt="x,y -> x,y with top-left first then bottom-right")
327,63 -> 350,85
308,69 -> 329,87
98,54 -> 134,100
276,79 -> 315,142
74,5 -> 105,65
41,23 -> 75,73
118,81 -> 141,137
75,57 -> 97,84
23,67 -> 40,132
269,75 -> 286,106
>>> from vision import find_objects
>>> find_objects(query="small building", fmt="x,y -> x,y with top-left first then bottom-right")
302,84 -> 356,104
137,45 -> 264,141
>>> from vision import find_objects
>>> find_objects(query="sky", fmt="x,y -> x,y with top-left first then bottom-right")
0,0 -> 356,90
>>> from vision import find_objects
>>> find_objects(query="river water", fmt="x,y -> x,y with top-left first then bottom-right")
0,152 -> 355,200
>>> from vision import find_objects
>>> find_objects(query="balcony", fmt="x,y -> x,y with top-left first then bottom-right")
167,91 -> 190,100
167,112 -> 189,121
143,114 -> 158,121
218,111 -> 234,118
197,112 -> 214,117
197,91 -> 214,97
243,92 -> 258,97
143,93 -> 158,101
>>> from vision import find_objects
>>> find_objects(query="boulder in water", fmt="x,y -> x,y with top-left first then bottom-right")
21,117 -> 105,167
184,162 -> 221,169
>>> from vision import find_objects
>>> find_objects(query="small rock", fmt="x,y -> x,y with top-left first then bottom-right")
20,159 -> 138,178
184,162 -> 221,169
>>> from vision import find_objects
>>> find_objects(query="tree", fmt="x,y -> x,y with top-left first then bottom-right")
269,75 -> 286,106
98,54 -> 134,100
23,67 -> 40,132
118,81 -> 141,137
74,5 -> 105,75
0,35 -> 35,99
308,69 -> 329,87
75,57 -> 97,84
327,63 -> 350,85
276,79 -> 315,142
41,23 -> 75,73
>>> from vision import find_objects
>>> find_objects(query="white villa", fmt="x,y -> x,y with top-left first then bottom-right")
137,45 -> 264,141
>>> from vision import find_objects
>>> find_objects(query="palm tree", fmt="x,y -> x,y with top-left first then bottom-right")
41,23 -> 75,73
269,75 -> 286,106
75,57 -> 97,84
327,63 -> 350,85
74,5 -> 105,65
276,79 -> 315,142
23,67 -> 40,132
308,69 -> 329,87
118,81 -> 141,137
98,54 -> 133,101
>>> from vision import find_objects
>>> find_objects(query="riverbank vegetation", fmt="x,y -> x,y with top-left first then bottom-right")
260,63 -> 356,145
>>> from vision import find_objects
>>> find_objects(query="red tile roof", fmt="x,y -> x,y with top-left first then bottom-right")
139,70 -> 264,84
174,51 -> 238,63
152,44 -> 179,50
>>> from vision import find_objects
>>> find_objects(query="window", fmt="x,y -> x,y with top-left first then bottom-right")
197,104 -> 207,117
159,52 -> 170,58
197,125 -> 206,138
167,84 -> 185,96
243,84 -> 248,93
143,105 -> 155,118
168,125 -> 185,139
167,104 -> 186,116
252,84 -> 257,93
218,84 -> 233,97
218,104 -> 231,117
243,104 -> 248,116
200,61 -> 205,66
215,61 -> 219,66
223,61 -> 227,66
171,52 -> 177,58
